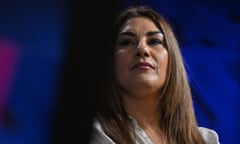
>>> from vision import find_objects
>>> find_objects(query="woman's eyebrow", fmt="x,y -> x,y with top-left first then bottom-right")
146,31 -> 163,37
119,31 -> 163,37
119,31 -> 136,37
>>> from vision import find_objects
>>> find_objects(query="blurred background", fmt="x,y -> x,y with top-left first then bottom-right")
0,0 -> 239,144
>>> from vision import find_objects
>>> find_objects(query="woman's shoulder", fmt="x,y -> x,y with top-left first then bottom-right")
198,127 -> 220,144
88,119 -> 115,144
89,119 -> 220,144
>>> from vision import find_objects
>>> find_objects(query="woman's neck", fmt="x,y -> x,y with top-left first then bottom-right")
122,92 -> 161,128
123,93 -> 167,144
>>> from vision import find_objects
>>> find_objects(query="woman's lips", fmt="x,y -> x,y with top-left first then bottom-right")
131,62 -> 154,70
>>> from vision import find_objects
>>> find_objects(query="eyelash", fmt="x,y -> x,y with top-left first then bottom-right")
148,39 -> 162,45
118,40 -> 136,46
118,38 -> 162,47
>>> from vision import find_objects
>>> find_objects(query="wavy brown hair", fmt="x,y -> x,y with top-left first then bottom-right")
96,5 -> 206,144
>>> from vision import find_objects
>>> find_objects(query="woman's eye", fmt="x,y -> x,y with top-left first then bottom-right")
148,39 -> 162,45
118,40 -> 136,46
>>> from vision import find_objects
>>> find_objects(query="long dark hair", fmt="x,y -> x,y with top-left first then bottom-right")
96,5 -> 206,144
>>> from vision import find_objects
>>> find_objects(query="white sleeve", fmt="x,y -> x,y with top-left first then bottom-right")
198,127 -> 220,144
88,119 -> 115,144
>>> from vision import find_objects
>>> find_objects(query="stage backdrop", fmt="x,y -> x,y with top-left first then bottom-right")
0,0 -> 239,144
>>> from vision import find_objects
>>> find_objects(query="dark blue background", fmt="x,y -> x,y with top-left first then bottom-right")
0,0 -> 239,144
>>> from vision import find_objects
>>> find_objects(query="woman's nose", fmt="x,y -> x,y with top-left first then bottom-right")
136,41 -> 150,57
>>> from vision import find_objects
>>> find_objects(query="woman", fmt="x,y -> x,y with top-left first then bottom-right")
89,5 -> 220,144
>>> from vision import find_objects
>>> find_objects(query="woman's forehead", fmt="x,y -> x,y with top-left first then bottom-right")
119,17 -> 160,32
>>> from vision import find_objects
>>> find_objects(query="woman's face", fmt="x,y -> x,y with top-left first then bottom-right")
115,17 -> 169,95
